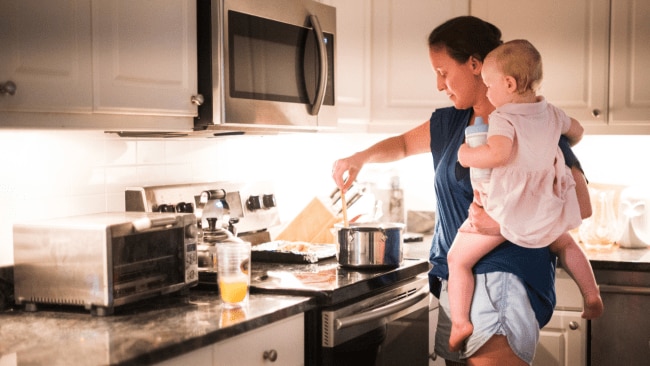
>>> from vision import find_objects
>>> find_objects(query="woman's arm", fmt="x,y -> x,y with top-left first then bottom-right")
332,121 -> 431,191
458,135 -> 513,169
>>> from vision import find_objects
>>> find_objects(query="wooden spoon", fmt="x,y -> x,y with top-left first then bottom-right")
340,188 -> 349,228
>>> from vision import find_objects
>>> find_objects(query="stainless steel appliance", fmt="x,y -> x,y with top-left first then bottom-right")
195,0 -> 337,133
13,212 -> 199,316
590,269 -> 650,366
252,259 -> 430,366
320,275 -> 429,365
125,181 -> 281,283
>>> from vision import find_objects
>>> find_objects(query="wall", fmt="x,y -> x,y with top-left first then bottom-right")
0,129 -> 433,266
1,129 -> 649,267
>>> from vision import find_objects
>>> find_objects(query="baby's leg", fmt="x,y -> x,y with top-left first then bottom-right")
447,222 -> 505,351
550,233 -> 604,319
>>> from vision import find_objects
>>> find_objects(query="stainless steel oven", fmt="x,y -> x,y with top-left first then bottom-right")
13,212 -> 199,316
195,0 -> 337,132
315,275 -> 430,366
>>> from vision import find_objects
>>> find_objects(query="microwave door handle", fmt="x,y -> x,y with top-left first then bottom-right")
334,285 -> 429,330
309,14 -> 327,116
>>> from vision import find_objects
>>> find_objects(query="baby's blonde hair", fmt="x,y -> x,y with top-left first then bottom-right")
486,39 -> 543,94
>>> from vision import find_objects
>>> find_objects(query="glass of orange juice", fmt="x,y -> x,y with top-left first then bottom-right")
217,241 -> 251,308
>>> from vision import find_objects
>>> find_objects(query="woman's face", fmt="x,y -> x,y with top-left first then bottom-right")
428,46 -> 484,110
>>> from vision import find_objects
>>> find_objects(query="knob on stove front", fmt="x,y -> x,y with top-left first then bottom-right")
247,195 -> 262,211
262,194 -> 276,208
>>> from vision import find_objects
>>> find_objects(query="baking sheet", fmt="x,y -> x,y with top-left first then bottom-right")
252,241 -> 337,263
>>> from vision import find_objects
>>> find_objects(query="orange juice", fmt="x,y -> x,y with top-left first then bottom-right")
219,277 -> 249,304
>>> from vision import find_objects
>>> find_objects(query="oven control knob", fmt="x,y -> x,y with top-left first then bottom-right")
156,204 -> 175,212
176,202 -> 194,213
262,194 -> 276,209
185,223 -> 198,239
247,195 -> 262,211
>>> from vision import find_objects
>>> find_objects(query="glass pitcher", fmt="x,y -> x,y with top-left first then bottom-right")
579,187 -> 619,250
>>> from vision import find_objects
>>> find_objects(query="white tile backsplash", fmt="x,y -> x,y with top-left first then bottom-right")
1,128 -> 649,266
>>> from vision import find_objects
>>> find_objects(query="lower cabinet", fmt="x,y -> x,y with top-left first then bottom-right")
533,268 -> 587,366
428,294 -> 445,366
158,313 -> 305,366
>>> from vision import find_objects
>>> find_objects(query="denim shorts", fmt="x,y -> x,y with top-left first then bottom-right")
434,272 -> 539,365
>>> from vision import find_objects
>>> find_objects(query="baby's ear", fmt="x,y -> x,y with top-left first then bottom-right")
505,75 -> 518,93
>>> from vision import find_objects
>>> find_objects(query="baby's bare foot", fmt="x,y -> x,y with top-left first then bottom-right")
582,294 -> 604,319
449,322 -> 474,352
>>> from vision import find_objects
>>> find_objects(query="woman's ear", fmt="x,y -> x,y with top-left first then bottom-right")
469,56 -> 483,75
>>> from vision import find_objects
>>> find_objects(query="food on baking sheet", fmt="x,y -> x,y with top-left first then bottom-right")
276,241 -> 313,253
252,241 -> 337,263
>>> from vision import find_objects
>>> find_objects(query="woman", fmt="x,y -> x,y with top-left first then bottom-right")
331,16 -> 589,365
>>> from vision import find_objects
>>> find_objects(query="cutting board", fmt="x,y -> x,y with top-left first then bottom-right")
275,197 -> 339,244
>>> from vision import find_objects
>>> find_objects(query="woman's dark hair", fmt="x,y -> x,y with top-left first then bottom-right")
428,16 -> 503,63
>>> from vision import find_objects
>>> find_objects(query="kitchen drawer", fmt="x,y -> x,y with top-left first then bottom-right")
213,313 -> 304,365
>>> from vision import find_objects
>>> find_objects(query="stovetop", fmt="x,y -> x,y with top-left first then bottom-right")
247,258 -> 431,306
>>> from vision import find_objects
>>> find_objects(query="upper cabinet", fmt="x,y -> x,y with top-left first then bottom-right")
92,0 -> 197,117
330,0 -> 469,134
471,0 -> 650,134
0,0 -> 93,113
0,0 -> 197,130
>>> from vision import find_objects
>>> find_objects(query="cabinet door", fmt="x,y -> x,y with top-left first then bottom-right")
534,310 -> 587,366
370,0 -> 469,133
92,0 -> 197,117
0,0 -> 92,113
213,313 -> 304,366
609,0 -> 650,128
471,0 -> 610,130
327,0 -> 372,131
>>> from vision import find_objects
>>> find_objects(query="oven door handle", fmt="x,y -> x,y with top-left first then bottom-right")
599,284 -> 650,295
335,285 -> 429,330
308,14 -> 327,116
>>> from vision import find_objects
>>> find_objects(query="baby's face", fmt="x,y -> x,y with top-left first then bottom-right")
481,58 -> 512,108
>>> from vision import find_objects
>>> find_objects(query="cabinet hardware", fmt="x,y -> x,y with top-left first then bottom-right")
263,349 -> 278,362
0,81 -> 17,96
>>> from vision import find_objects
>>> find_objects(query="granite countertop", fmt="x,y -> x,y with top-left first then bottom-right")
0,258 -> 431,365
584,245 -> 650,271
404,233 -> 650,272
0,291 -> 312,365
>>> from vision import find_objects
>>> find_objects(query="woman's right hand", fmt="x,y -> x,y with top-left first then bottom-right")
331,155 -> 362,192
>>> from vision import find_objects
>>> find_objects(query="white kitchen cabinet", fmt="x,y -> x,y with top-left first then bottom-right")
213,313 -> 304,365
330,0 -> 469,133
1,0 -> 197,130
91,0 -> 198,117
471,0 -> 650,135
0,0 -> 93,113
157,313 -> 304,366
533,268 -> 587,366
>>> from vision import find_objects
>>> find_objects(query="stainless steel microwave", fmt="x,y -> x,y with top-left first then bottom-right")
194,0 -> 337,133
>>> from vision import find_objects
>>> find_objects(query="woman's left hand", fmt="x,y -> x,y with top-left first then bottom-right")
468,190 -> 501,236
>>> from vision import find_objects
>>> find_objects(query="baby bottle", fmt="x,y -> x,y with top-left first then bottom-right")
464,116 -> 491,182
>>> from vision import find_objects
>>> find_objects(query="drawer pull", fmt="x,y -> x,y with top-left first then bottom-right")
263,349 -> 278,362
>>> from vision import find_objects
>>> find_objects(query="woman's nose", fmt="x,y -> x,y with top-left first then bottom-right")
436,77 -> 445,92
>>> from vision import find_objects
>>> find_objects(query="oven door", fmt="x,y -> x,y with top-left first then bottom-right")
320,275 -> 429,366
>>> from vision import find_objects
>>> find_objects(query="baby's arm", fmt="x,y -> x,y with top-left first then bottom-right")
458,135 -> 512,169
564,117 -> 584,146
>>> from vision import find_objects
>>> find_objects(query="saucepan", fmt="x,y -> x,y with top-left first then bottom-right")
335,222 -> 404,268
